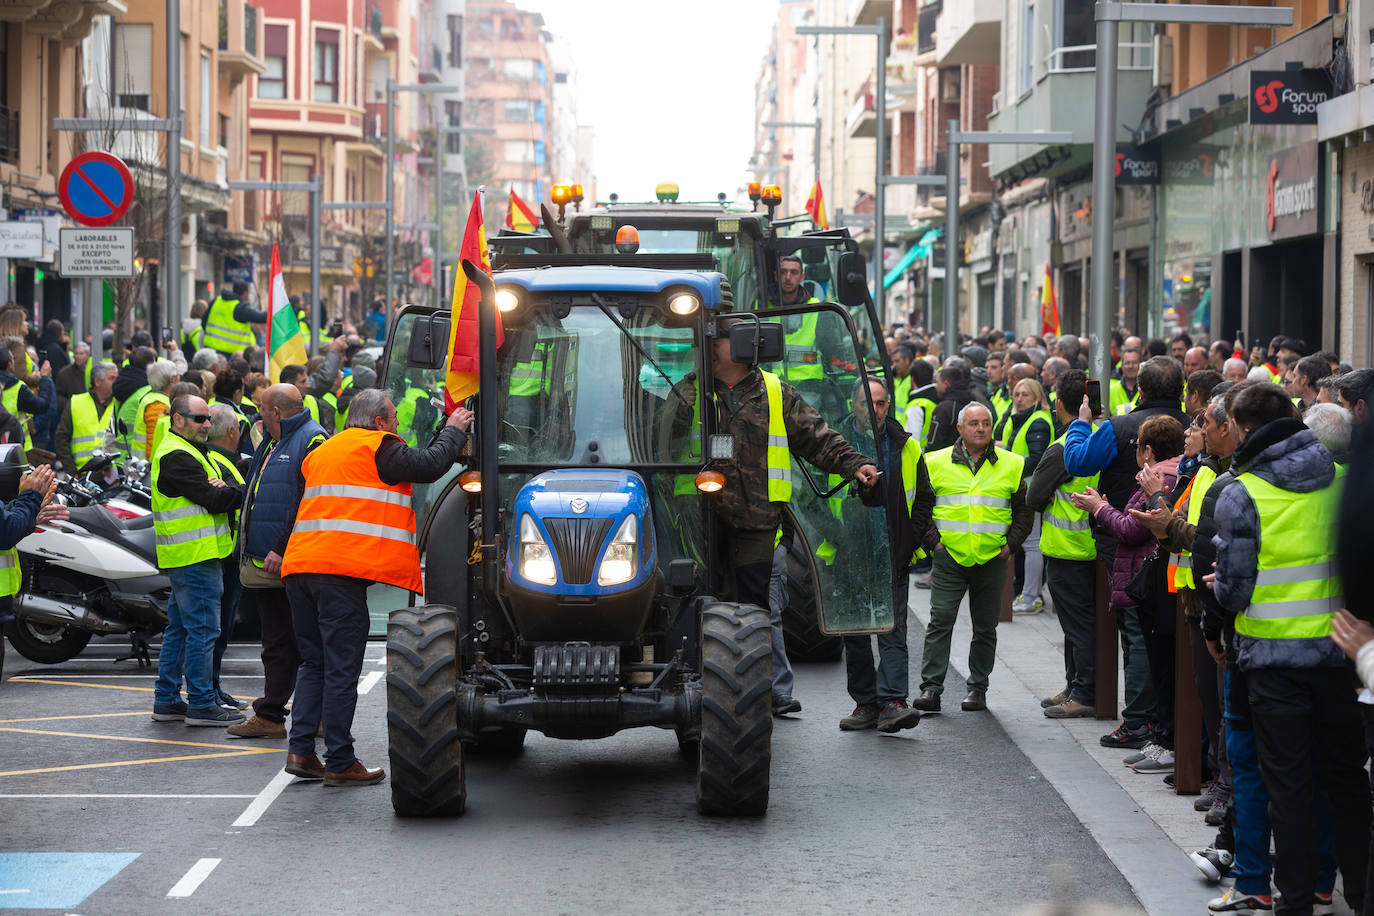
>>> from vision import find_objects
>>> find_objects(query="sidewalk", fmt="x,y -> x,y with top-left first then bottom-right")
906,576 -> 1359,916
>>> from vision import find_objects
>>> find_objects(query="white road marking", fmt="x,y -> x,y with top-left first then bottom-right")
358,671 -> 383,695
231,769 -> 294,828
0,793 -> 255,799
166,858 -> 220,898
0,889 -> 31,895
3,674 -> 263,679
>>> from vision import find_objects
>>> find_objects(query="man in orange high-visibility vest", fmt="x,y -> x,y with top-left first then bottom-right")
280,388 -> 472,787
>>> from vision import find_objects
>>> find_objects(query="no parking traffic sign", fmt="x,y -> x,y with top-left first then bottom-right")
58,152 -> 135,227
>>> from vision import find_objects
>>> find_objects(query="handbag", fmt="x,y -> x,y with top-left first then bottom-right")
1124,546 -> 1162,606
239,554 -> 284,589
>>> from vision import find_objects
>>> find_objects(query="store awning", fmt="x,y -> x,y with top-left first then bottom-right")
882,228 -> 942,289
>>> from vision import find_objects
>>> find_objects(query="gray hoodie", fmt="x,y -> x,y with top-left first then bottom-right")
1213,418 -> 1343,670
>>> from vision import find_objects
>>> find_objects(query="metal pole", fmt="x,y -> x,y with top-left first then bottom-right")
310,174 -> 322,357
163,0 -> 181,343
385,78 -> 396,317
1089,15 -> 1118,396
944,119 -> 959,353
873,16 -> 887,320
434,138 -> 444,310
87,278 -> 102,364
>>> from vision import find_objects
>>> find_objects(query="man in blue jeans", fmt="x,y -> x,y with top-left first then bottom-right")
150,395 -> 245,727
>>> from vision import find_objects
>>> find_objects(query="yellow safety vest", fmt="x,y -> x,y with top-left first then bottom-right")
151,433 -> 234,568
1040,427 -> 1098,561
816,430 -> 921,567
134,390 -> 170,457
1169,464 -> 1217,591
0,546 -> 18,597
1232,468 -> 1343,642
203,296 -> 256,353
925,445 -> 1024,567
69,392 -> 115,471
761,370 -> 791,503
1008,409 -> 1053,457
1110,379 -> 1139,417
780,306 -> 823,383
2,379 -> 31,450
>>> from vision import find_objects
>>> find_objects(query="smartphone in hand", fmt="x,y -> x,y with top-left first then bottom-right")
1085,379 -> 1103,417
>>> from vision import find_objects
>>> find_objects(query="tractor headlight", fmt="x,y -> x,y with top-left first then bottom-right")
668,293 -> 700,315
519,514 -> 556,585
597,514 -> 638,586
495,288 -> 521,313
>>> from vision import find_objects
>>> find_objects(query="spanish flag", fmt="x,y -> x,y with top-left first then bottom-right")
444,191 -> 504,410
805,178 -> 829,230
504,189 -> 539,233
1040,264 -> 1061,337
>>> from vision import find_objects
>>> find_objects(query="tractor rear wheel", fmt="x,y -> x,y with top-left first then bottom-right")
386,605 -> 465,817
697,602 -> 772,816
780,536 -> 843,663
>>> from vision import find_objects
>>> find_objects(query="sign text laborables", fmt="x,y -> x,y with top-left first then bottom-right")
1250,69 -> 1333,125
1114,144 -> 1159,186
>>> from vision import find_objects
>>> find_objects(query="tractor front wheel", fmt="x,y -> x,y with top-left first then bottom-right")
696,602 -> 772,816
386,605 -> 466,817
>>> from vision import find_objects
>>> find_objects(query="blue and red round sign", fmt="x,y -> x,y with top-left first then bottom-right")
58,151 -> 135,227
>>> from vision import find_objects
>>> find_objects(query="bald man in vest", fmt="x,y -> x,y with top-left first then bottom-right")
279,389 -> 472,786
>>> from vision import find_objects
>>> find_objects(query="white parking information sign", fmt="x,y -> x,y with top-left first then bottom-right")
59,227 -> 135,278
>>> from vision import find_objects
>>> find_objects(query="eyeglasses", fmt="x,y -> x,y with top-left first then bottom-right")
178,412 -> 211,423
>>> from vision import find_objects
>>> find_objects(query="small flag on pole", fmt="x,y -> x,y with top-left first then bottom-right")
1040,264 -> 1061,337
805,178 -> 829,230
266,241 -> 306,384
444,190 -> 504,410
505,189 -> 539,233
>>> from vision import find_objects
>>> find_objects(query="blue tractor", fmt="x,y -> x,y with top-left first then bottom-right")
378,251 -> 898,817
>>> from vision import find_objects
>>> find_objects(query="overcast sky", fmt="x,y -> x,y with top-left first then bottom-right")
518,0 -> 779,203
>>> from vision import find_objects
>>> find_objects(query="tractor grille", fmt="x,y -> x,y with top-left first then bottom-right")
543,517 -> 614,585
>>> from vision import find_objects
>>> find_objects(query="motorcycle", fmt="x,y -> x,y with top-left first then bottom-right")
2,449 -> 170,668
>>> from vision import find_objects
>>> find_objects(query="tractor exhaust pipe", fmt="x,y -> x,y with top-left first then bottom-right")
462,258 -> 501,607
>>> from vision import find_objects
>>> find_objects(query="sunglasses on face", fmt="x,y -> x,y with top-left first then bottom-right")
178,412 -> 211,424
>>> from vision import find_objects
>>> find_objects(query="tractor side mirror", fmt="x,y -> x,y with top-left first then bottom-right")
729,320 -> 783,365
837,252 -> 868,305
406,314 -> 451,370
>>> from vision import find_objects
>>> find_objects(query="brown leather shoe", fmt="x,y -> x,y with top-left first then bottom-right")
961,689 -> 988,711
227,715 -> 287,739
323,760 -> 386,787
912,689 -> 942,713
284,752 -> 326,780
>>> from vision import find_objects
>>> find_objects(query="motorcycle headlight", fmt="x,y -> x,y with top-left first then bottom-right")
598,514 -> 638,586
519,514 -> 556,585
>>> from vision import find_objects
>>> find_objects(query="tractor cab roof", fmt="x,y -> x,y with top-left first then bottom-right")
495,265 -> 730,310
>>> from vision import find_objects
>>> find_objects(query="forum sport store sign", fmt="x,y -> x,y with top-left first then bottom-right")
1250,69 -> 1333,125
1265,143 -> 1319,241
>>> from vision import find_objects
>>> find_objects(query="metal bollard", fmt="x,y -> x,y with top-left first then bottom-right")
1094,559 -> 1117,720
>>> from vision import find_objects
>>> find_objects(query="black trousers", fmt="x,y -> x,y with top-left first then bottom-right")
249,586 -> 300,724
285,573 -> 371,772
1045,557 -> 1096,704
1361,704 -> 1374,916
1249,666 -> 1371,915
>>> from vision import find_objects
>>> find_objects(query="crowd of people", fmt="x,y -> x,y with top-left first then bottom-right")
867,321 -> 1373,915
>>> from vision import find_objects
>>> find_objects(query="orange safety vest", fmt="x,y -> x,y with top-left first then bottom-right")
1165,476 -> 1196,594
281,427 -> 422,592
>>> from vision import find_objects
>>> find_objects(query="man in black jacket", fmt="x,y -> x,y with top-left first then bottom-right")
926,358 -> 990,452
834,377 -> 933,733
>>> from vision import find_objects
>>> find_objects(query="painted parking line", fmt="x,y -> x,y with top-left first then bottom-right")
0,711 -> 150,724
6,677 -> 154,692
167,858 -> 220,898
0,793 -> 255,799
0,726 -> 279,777
358,670 -> 383,695
232,769 -> 294,827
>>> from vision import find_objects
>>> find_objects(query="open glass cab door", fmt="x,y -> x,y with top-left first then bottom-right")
758,301 -> 898,636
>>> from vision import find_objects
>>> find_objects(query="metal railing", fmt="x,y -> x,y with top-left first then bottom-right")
1047,41 -> 1151,73
917,0 -> 940,53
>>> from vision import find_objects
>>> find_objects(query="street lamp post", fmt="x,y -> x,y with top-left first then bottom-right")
797,20 -> 888,308
385,81 -> 460,319
1089,1 -> 1293,396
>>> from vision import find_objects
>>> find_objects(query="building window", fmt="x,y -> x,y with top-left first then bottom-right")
111,23 -> 153,110
503,140 -> 534,162
446,15 -> 462,67
1020,0 -> 1034,92
260,24 -> 288,99
313,29 -> 338,102
200,49 -> 212,147
503,58 -> 535,80
281,155 -> 312,215
504,99 -> 532,122
444,100 -> 462,154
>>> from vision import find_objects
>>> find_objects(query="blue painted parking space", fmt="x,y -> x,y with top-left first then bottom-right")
0,852 -> 140,909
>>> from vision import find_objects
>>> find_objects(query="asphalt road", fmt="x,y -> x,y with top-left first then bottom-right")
0,617 -> 1141,915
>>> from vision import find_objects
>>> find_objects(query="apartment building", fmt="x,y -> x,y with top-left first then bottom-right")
751,0 -> 818,216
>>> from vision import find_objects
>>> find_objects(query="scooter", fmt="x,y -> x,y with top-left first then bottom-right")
3,450 -> 170,668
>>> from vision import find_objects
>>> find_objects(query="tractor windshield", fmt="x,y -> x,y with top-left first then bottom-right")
496,305 -> 703,467
573,226 -> 760,309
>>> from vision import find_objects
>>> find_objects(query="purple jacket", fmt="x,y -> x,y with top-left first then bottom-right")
1091,455 -> 1180,608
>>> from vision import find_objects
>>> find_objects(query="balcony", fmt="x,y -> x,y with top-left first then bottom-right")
847,79 -> 877,138
218,1 -> 266,83
849,0 -> 892,27
917,1 -> 940,56
936,0 -> 1000,66
420,44 -> 443,82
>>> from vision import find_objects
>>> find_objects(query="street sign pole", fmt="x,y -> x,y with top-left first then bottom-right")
164,0 -> 181,346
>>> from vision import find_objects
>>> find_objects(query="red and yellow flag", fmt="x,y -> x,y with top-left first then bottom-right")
504,189 -> 539,233
805,178 -> 829,230
444,191 -> 504,410
1040,264 -> 1061,337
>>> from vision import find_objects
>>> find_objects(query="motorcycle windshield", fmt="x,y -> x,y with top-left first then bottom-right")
762,303 -> 896,636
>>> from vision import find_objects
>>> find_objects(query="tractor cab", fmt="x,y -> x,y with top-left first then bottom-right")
378,254 -> 900,819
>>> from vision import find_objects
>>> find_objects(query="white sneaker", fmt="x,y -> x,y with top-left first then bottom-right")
1190,846 -> 1233,883
1207,887 -> 1273,912
1123,741 -> 1162,767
